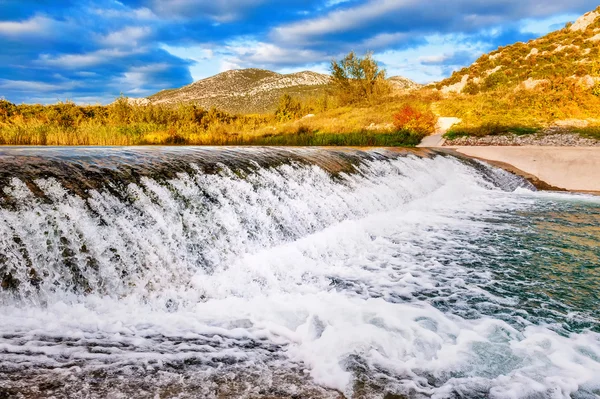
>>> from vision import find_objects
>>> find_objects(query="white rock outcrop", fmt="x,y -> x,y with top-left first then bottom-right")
441,75 -> 469,94
570,10 -> 599,31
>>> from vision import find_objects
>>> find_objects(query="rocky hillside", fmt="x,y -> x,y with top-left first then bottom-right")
388,76 -> 422,91
437,6 -> 600,94
148,69 -> 330,114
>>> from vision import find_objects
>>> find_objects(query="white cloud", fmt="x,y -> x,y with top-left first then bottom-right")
161,44 -> 219,80
149,0 -> 268,22
92,6 -> 158,20
38,49 -> 139,69
0,79 -> 77,92
230,41 -> 326,64
359,32 -> 408,49
418,54 -> 449,63
0,16 -> 52,36
99,26 -> 151,47
113,64 -> 171,94
273,0 -> 411,43
220,60 -> 242,72
376,33 -> 489,83
325,0 -> 353,7
519,13 -> 581,35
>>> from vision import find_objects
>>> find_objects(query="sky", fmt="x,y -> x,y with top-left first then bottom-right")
0,0 -> 598,104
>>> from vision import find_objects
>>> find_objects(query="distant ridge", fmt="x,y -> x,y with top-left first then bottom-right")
436,6 -> 600,94
140,68 -> 422,114
388,76 -> 422,91
147,68 -> 330,114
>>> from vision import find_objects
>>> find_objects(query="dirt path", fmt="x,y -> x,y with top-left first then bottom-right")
416,117 -> 461,147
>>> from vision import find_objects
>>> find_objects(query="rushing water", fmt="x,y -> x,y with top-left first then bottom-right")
0,147 -> 598,399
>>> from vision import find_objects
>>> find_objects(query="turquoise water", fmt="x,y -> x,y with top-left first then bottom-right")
428,195 -> 600,335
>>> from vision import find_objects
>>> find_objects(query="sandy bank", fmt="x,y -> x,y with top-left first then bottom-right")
448,146 -> 600,193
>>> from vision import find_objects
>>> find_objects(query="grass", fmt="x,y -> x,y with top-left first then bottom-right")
436,80 -> 600,140
0,92 -> 434,146
574,126 -> 600,140
2,73 -> 600,146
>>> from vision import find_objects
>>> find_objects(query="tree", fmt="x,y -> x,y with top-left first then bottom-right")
275,94 -> 302,121
330,51 -> 391,104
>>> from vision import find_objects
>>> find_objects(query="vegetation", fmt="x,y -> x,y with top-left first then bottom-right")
0,50 -> 436,146
393,105 -> 436,136
437,6 -> 600,94
433,7 -> 600,140
3,6 -> 600,147
330,51 -> 391,104
0,90 -> 435,146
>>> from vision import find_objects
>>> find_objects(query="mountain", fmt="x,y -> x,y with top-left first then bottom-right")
388,76 -> 422,91
148,69 -> 330,114
142,68 -> 421,114
436,6 -> 600,94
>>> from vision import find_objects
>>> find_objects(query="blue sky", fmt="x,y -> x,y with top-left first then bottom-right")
0,0 -> 597,104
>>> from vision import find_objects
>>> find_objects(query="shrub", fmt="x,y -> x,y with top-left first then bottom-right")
392,105 -> 436,136
275,94 -> 302,121
462,80 -> 480,95
483,71 -> 509,91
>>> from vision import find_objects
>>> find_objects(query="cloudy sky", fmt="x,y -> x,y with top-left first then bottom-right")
0,0 -> 597,104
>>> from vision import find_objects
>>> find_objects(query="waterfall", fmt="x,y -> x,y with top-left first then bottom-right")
1,147 -> 598,399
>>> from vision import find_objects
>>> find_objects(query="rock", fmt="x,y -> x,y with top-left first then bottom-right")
554,119 -> 590,128
441,75 -> 469,94
486,66 -> 502,75
126,98 -> 150,106
444,131 -> 599,147
570,10 -> 599,31
525,48 -> 539,58
586,33 -> 600,42
582,75 -> 597,88
521,78 -> 548,90
302,114 -> 315,119
387,76 -> 422,91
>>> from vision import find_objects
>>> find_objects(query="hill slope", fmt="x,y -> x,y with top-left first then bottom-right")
144,68 -> 421,114
148,69 -> 331,114
388,76 -> 422,91
437,6 -> 600,94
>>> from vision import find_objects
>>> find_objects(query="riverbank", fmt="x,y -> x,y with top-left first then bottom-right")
442,146 -> 600,193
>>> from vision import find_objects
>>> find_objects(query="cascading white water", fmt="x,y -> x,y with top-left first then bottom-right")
0,148 -> 598,399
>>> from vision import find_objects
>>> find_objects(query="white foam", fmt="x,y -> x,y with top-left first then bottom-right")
0,154 -> 598,397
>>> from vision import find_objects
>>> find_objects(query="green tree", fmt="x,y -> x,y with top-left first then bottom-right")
275,94 -> 302,121
330,51 -> 390,104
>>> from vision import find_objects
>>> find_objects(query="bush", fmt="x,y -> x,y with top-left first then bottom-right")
483,71 -> 509,91
275,94 -> 302,121
462,80 -> 480,95
392,105 -> 436,136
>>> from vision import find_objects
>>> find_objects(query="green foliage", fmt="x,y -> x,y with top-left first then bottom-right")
241,129 -> 424,147
462,80 -> 480,95
330,51 -> 391,105
275,94 -> 302,121
483,71 -> 509,91
444,124 -> 540,139
574,126 -> 600,140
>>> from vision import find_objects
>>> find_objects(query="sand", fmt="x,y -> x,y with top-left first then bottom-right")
450,146 -> 600,193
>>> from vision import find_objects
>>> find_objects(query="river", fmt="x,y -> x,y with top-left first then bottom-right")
0,147 -> 598,398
